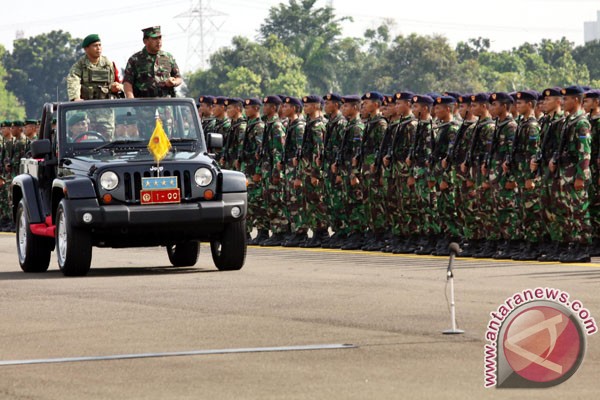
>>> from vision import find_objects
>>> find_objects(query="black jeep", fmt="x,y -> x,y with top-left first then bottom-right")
12,98 -> 247,276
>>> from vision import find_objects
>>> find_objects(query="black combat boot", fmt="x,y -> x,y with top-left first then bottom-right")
415,236 -> 436,255
341,232 -> 364,250
537,241 -> 561,262
250,229 -> 270,246
473,240 -> 497,258
559,242 -> 591,263
260,232 -> 286,247
431,236 -> 451,256
283,232 -> 308,247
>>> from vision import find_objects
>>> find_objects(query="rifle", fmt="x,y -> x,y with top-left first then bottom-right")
484,117 -> 501,179
551,115 -> 572,178
446,113 -> 471,171
463,116 -> 482,169
428,119 -> 436,168
534,113 -> 563,178
407,112 -> 423,168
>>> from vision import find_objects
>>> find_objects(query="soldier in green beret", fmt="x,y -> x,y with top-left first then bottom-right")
123,26 -> 182,98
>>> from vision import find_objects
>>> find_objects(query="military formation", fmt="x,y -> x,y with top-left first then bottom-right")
197,86 -> 600,263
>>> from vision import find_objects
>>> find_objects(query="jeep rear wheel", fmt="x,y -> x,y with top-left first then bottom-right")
16,200 -> 52,273
210,219 -> 246,271
167,242 -> 200,267
56,200 -> 92,276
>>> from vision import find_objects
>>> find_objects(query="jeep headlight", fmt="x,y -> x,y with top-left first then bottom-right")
194,167 -> 213,187
100,171 -> 119,191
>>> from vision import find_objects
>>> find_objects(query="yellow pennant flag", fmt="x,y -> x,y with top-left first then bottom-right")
148,118 -> 171,163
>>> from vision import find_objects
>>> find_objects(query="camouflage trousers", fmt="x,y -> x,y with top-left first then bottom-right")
437,183 -> 460,238
325,176 -> 348,234
493,178 -> 519,241
0,184 -> 10,222
361,164 -> 387,234
303,172 -> 328,231
541,174 -> 563,242
413,174 -> 440,236
476,183 -> 499,241
284,164 -> 307,234
246,180 -> 267,234
262,168 -> 289,234
589,176 -> 600,239
554,176 -> 591,244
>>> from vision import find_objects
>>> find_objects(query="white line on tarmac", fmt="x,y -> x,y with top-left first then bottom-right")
0,343 -> 357,366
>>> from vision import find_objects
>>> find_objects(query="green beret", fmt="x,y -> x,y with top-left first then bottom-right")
25,119 -> 38,125
142,26 -> 161,38
0,121 -> 9,127
82,34 -> 100,48
11,120 -> 24,127
68,112 -> 87,127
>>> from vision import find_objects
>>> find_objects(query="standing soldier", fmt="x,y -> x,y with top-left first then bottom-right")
198,95 -> 216,138
0,121 -> 12,232
549,86 -> 592,263
360,91 -> 388,251
335,96 -> 366,250
239,98 -> 268,245
259,96 -> 288,246
384,92 -> 417,254
510,90 -> 542,261
486,92 -> 518,259
406,95 -> 438,254
23,119 -> 39,152
123,26 -> 182,98
319,93 -> 347,248
299,96 -> 327,247
533,88 -> 567,261
212,96 -> 231,162
279,97 -> 307,247
221,98 -> 247,171
431,96 -> 461,255
583,89 -> 600,256
460,93 -> 496,258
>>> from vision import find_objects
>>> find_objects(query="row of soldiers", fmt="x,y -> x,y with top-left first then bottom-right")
0,119 -> 40,232
197,86 -> 599,263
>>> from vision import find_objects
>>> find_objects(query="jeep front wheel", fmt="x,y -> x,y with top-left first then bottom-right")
210,219 -> 246,271
167,242 -> 200,267
56,200 -> 92,276
16,200 -> 52,273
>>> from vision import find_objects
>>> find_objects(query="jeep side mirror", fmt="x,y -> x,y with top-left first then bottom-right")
207,133 -> 223,149
31,139 -> 52,158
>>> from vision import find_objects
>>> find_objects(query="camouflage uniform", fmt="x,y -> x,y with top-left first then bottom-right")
223,117 -> 247,171
322,111 -> 347,238
451,118 -> 476,242
123,48 -> 180,98
240,116 -> 266,236
300,114 -> 326,241
588,112 -> 600,247
282,116 -> 307,236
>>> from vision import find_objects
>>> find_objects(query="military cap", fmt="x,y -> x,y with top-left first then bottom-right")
361,91 -> 384,102
489,92 -> 513,103
470,93 -> 489,103
515,90 -> 538,102
411,95 -> 434,105
457,94 -> 472,104
244,98 -> 262,106
435,95 -> 456,105
213,96 -> 228,105
302,95 -> 321,104
581,85 -> 592,91
323,93 -> 343,103
443,91 -> 461,100
426,92 -> 442,100
509,91 -> 518,101
276,94 -> 287,102
542,87 -> 563,98
142,26 -> 161,38
198,95 -> 215,105
584,90 -> 600,99
341,95 -> 361,104
11,120 -> 24,127
561,86 -> 584,96
68,112 -> 87,127
81,34 -> 100,48
263,95 -> 282,105
25,118 -> 38,125
224,97 -> 243,106
395,91 -> 415,101
284,96 -> 303,108
0,120 -> 9,127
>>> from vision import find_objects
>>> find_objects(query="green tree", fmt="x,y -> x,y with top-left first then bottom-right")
0,45 -> 26,120
259,0 -> 350,94
573,40 -> 600,82
3,30 -> 81,117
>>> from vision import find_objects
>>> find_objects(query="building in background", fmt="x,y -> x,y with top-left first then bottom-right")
584,10 -> 600,43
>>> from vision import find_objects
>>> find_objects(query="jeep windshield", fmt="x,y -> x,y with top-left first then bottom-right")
58,99 -> 203,158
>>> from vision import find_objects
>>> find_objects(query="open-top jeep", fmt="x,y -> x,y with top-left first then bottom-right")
12,98 -> 247,276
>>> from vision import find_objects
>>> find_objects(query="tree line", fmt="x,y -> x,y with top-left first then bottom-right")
1,0 -> 600,119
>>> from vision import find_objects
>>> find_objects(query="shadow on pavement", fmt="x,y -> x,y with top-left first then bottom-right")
0,265 -> 217,280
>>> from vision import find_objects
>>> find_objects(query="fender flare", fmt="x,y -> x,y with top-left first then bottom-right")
52,177 -> 97,199
11,175 -> 45,224
220,170 -> 247,193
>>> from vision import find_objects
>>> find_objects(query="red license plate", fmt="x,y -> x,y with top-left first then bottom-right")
140,188 -> 181,205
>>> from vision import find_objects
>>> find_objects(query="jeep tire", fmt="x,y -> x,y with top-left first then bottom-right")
16,200 -> 52,272
167,241 -> 200,267
56,199 -> 92,276
210,219 -> 246,271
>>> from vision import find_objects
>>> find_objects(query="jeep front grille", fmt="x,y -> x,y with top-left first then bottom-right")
122,169 -> 193,202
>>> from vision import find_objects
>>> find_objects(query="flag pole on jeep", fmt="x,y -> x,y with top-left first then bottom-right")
147,110 -> 171,177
